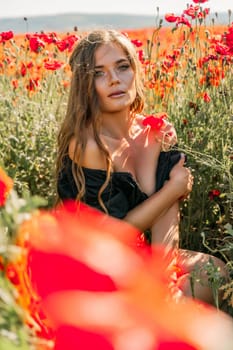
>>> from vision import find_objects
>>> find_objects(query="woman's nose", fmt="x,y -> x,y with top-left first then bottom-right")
108,69 -> 120,85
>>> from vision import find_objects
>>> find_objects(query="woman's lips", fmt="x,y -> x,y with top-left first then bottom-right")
108,91 -> 126,97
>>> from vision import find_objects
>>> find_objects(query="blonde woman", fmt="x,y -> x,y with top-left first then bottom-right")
56,29 -> 226,304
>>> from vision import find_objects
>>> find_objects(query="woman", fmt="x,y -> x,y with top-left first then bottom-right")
56,29 -> 226,304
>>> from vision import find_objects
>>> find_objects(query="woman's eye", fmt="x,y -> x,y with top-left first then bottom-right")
118,64 -> 130,71
94,70 -> 105,77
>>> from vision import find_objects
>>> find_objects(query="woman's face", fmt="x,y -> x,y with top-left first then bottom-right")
93,43 -> 137,114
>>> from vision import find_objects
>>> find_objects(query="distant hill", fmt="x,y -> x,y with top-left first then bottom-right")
0,12 -> 230,34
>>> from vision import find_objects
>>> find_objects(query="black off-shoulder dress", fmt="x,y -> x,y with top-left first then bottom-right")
57,149 -> 183,219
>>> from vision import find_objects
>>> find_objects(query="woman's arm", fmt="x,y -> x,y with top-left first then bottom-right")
123,157 -> 193,232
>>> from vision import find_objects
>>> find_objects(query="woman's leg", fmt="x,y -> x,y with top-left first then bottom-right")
150,202 -> 228,305
151,201 -> 180,252
176,249 -> 228,306
150,202 -> 181,293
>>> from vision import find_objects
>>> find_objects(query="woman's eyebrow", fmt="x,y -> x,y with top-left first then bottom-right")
94,58 -> 129,69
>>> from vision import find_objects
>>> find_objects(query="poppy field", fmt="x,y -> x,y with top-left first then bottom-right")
0,0 -> 233,349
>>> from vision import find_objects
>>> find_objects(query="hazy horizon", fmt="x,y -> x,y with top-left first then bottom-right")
1,0 -> 232,19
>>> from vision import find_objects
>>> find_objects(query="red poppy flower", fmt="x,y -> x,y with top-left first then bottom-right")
223,24 -> 233,52
56,40 -> 68,52
39,32 -> 58,44
165,13 -> 179,23
198,8 -> 210,18
44,60 -> 63,70
176,16 -> 192,28
131,39 -> 143,47
27,61 -> 33,69
137,49 -> 145,63
26,77 -> 40,91
214,42 -> 229,55
183,5 -> 199,19
0,167 -> 13,207
56,35 -> 79,52
162,55 -> 176,71
26,34 -> 45,53
198,54 -> 218,67
208,189 -> 221,200
0,30 -> 13,43
142,113 -> 167,131
21,62 -> 27,76
203,92 -> 211,102
11,79 -> 18,89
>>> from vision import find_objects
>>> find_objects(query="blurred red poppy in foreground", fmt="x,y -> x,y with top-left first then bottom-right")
0,167 -> 13,206
27,201 -> 233,350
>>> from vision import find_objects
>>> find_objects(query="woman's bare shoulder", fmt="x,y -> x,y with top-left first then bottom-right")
68,135 -> 106,170
134,114 -> 149,133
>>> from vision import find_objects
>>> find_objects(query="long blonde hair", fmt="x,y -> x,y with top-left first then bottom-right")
56,29 -> 145,211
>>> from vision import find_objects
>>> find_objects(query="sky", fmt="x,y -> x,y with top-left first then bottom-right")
1,0 -> 232,18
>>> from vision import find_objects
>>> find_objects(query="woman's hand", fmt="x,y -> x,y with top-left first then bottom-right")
169,155 -> 194,198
